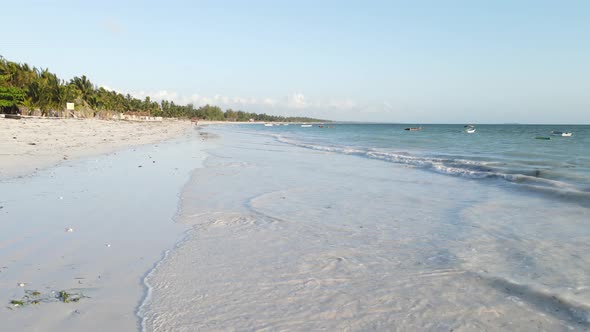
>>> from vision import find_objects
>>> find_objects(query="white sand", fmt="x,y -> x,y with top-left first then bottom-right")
0,118 -> 210,331
0,117 -> 193,179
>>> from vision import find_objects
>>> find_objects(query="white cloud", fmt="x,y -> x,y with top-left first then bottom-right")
102,19 -> 125,36
284,93 -> 359,111
285,92 -> 308,109
99,86 -> 359,118
262,98 -> 276,106
326,99 -> 357,110
151,90 -> 180,101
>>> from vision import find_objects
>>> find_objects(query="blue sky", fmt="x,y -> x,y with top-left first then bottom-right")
2,0 -> 589,123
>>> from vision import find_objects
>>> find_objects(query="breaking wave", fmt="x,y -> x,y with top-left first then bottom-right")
274,135 -> 590,207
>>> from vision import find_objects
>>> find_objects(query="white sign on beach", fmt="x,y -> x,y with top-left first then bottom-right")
66,103 -> 75,110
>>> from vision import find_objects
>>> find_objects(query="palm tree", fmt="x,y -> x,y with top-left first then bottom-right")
71,75 -> 95,103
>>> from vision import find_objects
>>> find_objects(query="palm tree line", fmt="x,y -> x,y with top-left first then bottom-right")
0,55 -> 324,122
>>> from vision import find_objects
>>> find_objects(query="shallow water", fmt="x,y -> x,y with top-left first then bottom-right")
264,124 -> 590,205
0,132 -> 207,331
141,126 -> 590,331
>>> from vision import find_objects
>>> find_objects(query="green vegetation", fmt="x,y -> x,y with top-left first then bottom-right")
10,300 -> 24,306
6,289 -> 86,309
0,87 -> 25,112
0,55 -> 326,122
58,290 -> 70,303
57,290 -> 82,303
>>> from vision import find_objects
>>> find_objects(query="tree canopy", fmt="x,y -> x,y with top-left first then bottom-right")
0,86 -> 25,111
0,55 -> 327,122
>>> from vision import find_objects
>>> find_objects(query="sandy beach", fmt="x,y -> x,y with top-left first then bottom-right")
0,118 -> 208,331
0,117 -> 194,179
3,1 -> 588,330
2,121 -> 589,331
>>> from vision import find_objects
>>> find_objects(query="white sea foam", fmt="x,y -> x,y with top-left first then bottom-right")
274,134 -> 590,206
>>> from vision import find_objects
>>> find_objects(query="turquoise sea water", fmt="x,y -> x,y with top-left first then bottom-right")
142,124 -> 590,331
255,123 -> 590,206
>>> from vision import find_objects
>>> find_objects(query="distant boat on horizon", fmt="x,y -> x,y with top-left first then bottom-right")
551,130 -> 572,137
404,127 -> 422,131
464,125 -> 476,133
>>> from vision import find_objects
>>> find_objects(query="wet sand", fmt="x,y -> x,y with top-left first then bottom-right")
0,121 -> 209,331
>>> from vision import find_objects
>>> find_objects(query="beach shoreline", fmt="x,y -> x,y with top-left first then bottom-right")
0,120 -> 212,331
3,121 -> 589,331
0,117 -> 194,179
140,125 -> 590,331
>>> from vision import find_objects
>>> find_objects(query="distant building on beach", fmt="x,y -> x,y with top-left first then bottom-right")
116,112 -> 163,122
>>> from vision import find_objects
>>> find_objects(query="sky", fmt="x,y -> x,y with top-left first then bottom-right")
2,0 -> 589,123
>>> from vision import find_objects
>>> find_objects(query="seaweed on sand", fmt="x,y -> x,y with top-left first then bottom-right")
6,289 -> 88,309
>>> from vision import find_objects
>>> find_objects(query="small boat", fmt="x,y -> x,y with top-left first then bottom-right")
404,127 -> 422,131
551,130 -> 572,137
264,123 -> 273,127
318,125 -> 324,128
462,124 -> 476,133
301,124 -> 312,128
535,136 -> 551,140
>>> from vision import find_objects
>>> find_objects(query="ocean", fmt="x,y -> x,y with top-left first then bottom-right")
141,123 -> 590,331
265,124 -> 590,205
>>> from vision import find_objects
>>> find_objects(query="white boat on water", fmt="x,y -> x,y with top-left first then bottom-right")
301,124 -> 312,128
464,125 -> 476,133
551,131 -> 572,137
264,123 -> 273,127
